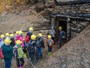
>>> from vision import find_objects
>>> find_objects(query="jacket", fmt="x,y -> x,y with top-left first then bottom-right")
10,38 -> 15,47
16,44 -> 24,59
15,35 -> 24,47
2,44 -> 13,61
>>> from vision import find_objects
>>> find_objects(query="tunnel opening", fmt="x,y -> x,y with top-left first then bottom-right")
58,20 -> 67,33
55,17 -> 67,42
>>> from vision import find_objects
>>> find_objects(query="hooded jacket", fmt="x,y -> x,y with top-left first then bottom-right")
15,35 -> 24,47
2,44 -> 13,61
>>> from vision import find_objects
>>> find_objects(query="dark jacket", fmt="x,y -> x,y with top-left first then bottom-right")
2,44 -> 13,61
10,38 -> 15,47
27,31 -> 32,40
36,37 -> 45,48
27,40 -> 36,53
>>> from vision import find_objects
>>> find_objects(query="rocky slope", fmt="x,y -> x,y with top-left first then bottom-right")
0,4 -> 51,34
40,25 -> 90,68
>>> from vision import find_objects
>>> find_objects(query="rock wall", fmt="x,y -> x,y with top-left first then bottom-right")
51,3 -> 90,39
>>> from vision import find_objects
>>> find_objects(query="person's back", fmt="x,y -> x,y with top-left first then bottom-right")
59,30 -> 66,39
10,38 -> 15,47
2,44 -> 13,61
27,40 -> 36,63
28,40 -> 35,53
36,37 -> 45,48
2,39 -> 13,68
27,31 -> 33,40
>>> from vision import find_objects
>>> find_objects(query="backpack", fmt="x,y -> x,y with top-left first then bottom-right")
0,48 -> 4,59
27,41 -> 35,53
36,39 -> 41,48
48,39 -> 54,47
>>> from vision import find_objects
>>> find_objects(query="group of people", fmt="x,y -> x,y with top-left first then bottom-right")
0,26 -> 66,68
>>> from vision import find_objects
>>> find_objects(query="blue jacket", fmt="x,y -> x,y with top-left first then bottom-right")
59,30 -> 66,40
2,44 -> 13,61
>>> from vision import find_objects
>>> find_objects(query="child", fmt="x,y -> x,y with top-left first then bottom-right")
36,33 -> 45,59
47,35 -> 54,56
14,40 -> 24,68
2,39 -> 13,68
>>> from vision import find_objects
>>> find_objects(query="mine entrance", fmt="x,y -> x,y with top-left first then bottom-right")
59,20 -> 67,33
55,17 -> 67,42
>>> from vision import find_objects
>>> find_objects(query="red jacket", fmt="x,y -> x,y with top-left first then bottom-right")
25,35 -> 29,43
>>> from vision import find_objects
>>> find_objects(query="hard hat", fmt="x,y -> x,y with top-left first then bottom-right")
59,26 -> 62,30
4,39 -> 11,44
19,30 -> 23,35
10,34 -> 14,37
6,33 -> 10,36
38,33 -> 43,37
31,35 -> 36,40
16,31 -> 19,34
29,27 -> 33,31
48,35 -> 52,39
16,40 -> 22,45
0,34 -> 5,38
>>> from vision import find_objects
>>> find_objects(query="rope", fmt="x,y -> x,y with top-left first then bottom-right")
14,48 -> 37,68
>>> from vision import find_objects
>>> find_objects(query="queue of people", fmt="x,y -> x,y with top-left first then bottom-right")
0,26 -> 66,68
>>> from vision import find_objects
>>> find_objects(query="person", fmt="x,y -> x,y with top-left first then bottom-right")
15,31 -> 24,47
5,33 -> 10,39
15,31 -> 19,38
49,27 -> 55,44
19,31 -> 23,37
0,34 -> 5,48
27,27 -> 33,40
27,34 -> 37,63
36,33 -> 45,59
58,26 -> 66,48
46,35 -> 54,56
14,40 -> 24,68
10,34 -> 15,47
25,33 -> 30,43
0,35 -> 5,59
2,39 -> 13,68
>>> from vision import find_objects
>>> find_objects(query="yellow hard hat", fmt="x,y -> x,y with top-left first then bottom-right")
48,35 -> 52,39
0,34 -> 5,38
16,40 -> 22,45
38,33 -> 43,37
10,34 -> 14,37
31,35 -> 36,40
6,33 -> 10,36
4,39 -> 11,44
19,30 -> 23,35
29,27 -> 33,31
59,26 -> 62,30
16,31 -> 19,34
